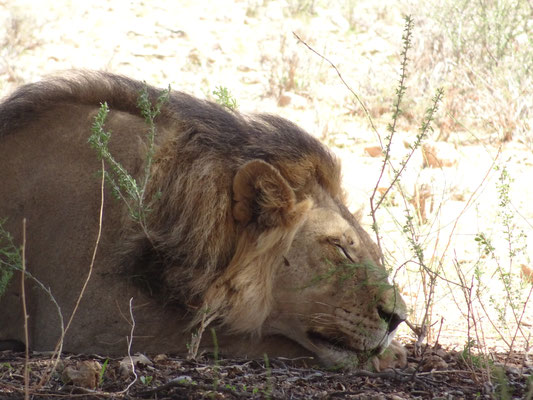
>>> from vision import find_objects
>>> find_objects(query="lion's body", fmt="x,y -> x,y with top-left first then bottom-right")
0,72 -> 406,369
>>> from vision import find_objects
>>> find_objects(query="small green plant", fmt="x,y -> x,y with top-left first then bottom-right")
362,16 -> 444,344
98,358 -> 109,387
187,306 -> 217,360
460,340 -> 492,369
88,84 -> 170,233
492,366 -> 512,400
369,15 -> 444,268
0,219 -> 22,298
0,362 -> 13,370
471,165 -> 531,349
474,233 -> 495,255
140,375 -> 153,385
212,86 -> 238,110
526,374 -> 533,400
242,384 -> 260,393
177,377 -> 196,385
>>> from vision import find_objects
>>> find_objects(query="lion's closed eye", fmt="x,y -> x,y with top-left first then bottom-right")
328,238 -> 354,262
336,244 -> 354,262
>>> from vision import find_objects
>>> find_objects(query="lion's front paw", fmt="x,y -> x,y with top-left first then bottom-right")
371,340 -> 407,372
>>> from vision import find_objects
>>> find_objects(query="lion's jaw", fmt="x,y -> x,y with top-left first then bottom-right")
264,205 -> 407,368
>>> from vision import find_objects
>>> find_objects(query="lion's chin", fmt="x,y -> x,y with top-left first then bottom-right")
304,330 -> 392,369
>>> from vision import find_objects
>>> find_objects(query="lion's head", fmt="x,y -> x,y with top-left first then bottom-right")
192,159 -> 407,369
0,71 -> 406,370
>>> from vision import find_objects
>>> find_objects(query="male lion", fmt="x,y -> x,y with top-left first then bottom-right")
0,72 -> 406,370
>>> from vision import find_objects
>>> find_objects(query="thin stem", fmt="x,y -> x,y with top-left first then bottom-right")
21,219 -> 29,400
292,32 -> 381,145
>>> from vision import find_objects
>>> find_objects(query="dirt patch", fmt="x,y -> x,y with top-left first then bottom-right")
1,344 -> 531,399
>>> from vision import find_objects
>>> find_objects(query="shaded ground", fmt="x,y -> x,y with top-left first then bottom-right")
1,343 -> 531,399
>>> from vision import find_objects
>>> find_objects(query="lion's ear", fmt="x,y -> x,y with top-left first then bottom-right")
233,159 -> 308,228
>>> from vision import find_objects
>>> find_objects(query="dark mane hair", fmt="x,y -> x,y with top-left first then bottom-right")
0,71 -> 338,176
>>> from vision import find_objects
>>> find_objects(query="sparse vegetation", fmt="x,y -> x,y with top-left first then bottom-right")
140,375 -> 153,386
295,11 -> 531,395
212,86 -> 238,110
0,219 -> 21,298
417,0 -> 532,143
98,358 -> 109,387
88,84 -> 170,234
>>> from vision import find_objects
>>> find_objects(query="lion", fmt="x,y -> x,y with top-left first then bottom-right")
0,71 -> 406,370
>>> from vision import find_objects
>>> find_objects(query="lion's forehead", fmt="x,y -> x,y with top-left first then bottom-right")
302,207 -> 361,244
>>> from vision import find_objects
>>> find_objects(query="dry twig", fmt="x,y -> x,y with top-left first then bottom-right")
21,218 -> 29,400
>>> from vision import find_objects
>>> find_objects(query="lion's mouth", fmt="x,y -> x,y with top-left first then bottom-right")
306,330 -> 383,357
307,330 -> 355,353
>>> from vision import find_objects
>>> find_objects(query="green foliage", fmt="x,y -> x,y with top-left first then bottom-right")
494,165 -> 527,261
461,344 -> 514,399
474,233 -> 495,255
88,84 -> 170,228
526,374 -> 533,400
140,375 -> 153,385
137,83 -> 171,197
98,358 -> 109,387
387,15 -> 413,138
460,339 -> 492,369
372,15 -> 444,216
0,362 -> 13,371
371,16 -> 444,293
212,86 -> 238,110
365,16 -> 449,346
492,365 -> 512,400
0,219 -> 22,298
474,165 -> 530,335
89,103 -> 137,203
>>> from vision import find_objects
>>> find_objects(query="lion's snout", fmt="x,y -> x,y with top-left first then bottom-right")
378,305 -> 405,333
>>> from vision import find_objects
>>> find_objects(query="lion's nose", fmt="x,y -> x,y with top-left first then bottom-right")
377,306 -> 404,333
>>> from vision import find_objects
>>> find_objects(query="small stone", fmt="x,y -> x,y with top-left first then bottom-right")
61,360 -> 101,389
119,354 -> 153,378
421,355 -> 448,371
153,354 -> 168,363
